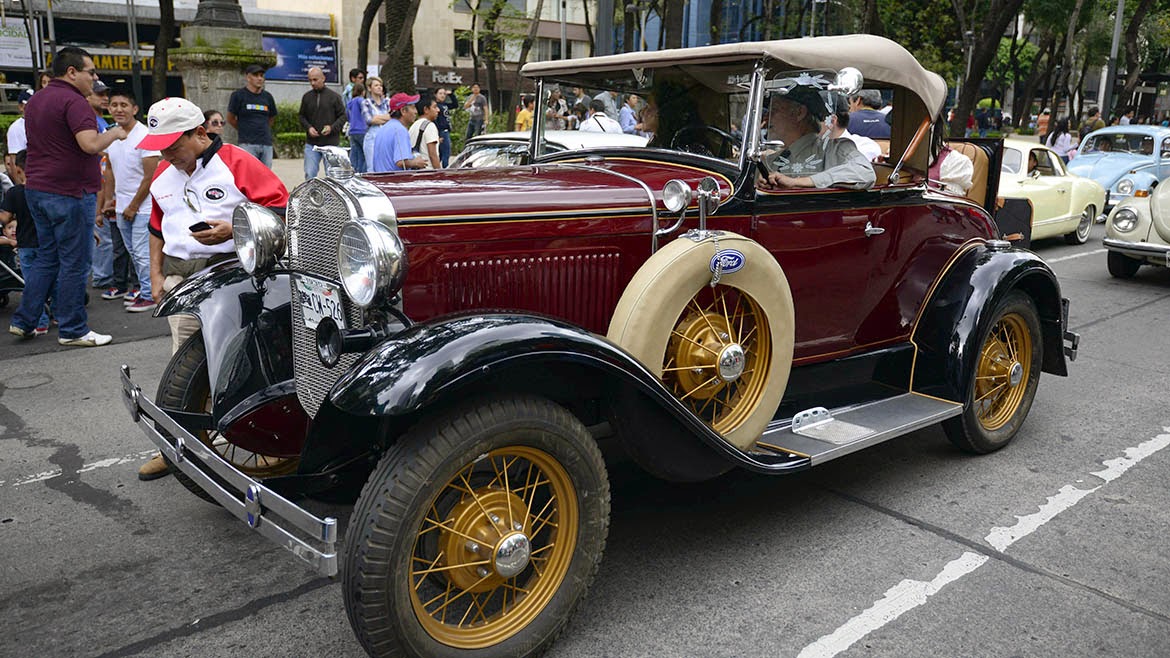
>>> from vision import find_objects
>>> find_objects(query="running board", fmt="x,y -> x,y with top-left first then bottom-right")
754,393 -> 962,466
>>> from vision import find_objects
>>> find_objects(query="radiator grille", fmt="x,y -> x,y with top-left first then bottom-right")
443,251 -> 622,333
287,181 -> 363,417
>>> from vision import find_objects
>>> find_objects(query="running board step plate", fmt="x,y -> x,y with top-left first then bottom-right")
755,393 -> 962,466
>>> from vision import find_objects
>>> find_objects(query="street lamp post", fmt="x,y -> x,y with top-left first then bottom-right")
1102,0 -> 1125,116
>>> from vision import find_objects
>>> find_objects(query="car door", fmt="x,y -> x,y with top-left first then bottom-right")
1019,149 -> 1071,237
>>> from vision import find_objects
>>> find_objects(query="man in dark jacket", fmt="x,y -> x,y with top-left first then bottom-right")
298,66 -> 346,179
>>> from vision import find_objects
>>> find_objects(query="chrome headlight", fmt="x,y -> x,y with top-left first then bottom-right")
1112,208 -> 1138,233
1116,179 -> 1134,196
662,179 -> 692,213
337,219 -> 407,309
232,203 -> 286,275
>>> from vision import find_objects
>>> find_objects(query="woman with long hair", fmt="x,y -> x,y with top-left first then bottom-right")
202,110 -> 225,138
362,76 -> 392,170
1046,117 -> 1075,162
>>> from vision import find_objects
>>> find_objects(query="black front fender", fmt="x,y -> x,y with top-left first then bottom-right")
328,313 -> 807,474
156,262 -> 294,421
912,245 -> 1069,403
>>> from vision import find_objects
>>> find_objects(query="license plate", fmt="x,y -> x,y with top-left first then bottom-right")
296,276 -> 346,331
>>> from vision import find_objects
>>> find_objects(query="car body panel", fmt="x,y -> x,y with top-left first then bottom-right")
1104,176 -> 1170,267
999,139 -> 1106,240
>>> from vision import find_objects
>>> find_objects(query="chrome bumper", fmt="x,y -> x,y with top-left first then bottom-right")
119,365 -> 338,576
1103,237 -> 1170,263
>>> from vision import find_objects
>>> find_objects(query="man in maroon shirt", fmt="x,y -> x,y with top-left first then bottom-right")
8,46 -> 126,346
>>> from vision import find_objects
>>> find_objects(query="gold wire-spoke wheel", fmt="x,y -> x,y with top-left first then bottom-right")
209,434 -> 298,477
973,312 -> 1033,432
410,446 -> 578,649
663,284 -> 772,434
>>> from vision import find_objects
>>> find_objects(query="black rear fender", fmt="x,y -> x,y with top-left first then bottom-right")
912,244 -> 1068,403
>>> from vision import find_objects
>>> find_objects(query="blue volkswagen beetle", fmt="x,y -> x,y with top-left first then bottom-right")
1067,125 -> 1170,215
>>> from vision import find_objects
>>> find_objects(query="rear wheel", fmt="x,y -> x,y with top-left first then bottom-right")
1107,251 -> 1142,278
943,292 -> 1042,454
158,331 -> 299,504
1064,205 -> 1094,245
343,395 -> 609,658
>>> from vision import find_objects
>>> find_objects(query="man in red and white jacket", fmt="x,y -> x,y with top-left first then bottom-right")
135,96 -> 288,481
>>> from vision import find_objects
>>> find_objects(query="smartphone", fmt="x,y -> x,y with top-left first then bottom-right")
189,221 -> 213,233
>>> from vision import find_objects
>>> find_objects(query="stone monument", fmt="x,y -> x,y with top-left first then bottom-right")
170,0 -> 276,146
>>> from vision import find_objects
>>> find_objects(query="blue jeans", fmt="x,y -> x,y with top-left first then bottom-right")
439,130 -> 451,168
363,126 -> 381,172
304,143 -> 325,179
14,189 -> 96,339
92,213 -> 113,288
117,212 -> 152,300
349,133 -> 367,173
17,247 -> 56,328
240,143 -> 274,168
466,118 -> 484,142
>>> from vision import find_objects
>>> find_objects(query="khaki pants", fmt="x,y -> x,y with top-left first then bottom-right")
163,274 -> 200,355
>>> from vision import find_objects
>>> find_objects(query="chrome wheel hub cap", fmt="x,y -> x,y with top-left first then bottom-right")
717,343 -> 746,382
493,532 -> 532,578
1008,361 -> 1024,387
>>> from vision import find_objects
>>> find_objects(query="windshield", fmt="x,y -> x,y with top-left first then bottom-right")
534,62 -> 754,162
1085,133 -> 1155,155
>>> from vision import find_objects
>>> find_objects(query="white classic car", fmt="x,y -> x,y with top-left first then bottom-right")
998,138 -> 1106,244
1103,175 -> 1170,277
451,130 -> 648,168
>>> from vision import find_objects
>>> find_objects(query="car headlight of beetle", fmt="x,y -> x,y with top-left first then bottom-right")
662,179 -> 692,213
1111,208 -> 1138,233
337,219 -> 408,309
1116,179 -> 1134,196
232,202 -> 286,275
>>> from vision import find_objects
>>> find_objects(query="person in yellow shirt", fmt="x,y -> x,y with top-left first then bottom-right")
515,96 -> 534,132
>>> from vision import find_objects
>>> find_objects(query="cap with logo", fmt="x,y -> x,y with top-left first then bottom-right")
138,97 -> 206,150
389,92 -> 420,112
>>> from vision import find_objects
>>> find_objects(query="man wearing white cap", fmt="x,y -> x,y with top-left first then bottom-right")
134,96 -> 288,481
5,89 -> 31,180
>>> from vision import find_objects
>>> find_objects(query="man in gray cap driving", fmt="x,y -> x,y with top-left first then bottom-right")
757,85 -> 874,190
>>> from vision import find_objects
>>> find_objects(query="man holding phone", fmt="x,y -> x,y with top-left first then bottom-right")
134,96 -> 288,481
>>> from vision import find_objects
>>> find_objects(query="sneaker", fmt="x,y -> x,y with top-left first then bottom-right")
123,289 -> 141,305
101,287 -> 127,300
34,325 -> 49,336
138,453 -> 173,481
126,297 -> 157,313
58,331 -> 113,347
8,324 -> 35,338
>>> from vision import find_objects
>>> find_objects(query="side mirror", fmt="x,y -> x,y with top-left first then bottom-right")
830,67 -> 864,96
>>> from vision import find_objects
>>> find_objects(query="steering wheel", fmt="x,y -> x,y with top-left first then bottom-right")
670,125 -> 737,159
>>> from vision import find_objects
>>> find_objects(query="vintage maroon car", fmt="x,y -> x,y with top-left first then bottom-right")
121,35 -> 1078,658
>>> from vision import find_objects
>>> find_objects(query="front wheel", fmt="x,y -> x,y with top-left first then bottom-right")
1107,250 -> 1142,278
943,292 -> 1042,454
1063,205 -> 1094,245
158,331 -> 299,504
342,395 -> 610,658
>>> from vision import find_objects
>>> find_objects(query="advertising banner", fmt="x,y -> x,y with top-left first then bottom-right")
262,35 -> 339,84
0,19 -> 39,69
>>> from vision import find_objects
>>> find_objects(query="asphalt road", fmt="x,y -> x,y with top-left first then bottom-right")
2,230 -> 1169,658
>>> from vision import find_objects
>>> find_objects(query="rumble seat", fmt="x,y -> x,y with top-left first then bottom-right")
947,142 -> 990,208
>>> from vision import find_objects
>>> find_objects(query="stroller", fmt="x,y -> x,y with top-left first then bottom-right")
0,244 -> 20,308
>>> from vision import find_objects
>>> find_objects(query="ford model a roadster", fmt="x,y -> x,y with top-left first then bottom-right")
121,36 -> 1078,658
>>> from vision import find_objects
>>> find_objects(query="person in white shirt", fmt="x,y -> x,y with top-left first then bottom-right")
5,89 -> 30,181
826,106 -> 882,162
103,90 -> 161,311
579,99 -> 623,134
408,96 -> 442,169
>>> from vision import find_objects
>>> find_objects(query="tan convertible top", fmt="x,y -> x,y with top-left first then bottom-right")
522,34 -> 948,116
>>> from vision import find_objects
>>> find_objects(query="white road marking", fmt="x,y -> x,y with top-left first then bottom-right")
798,428 -> 1170,658
1046,248 -> 1106,264
0,450 -> 158,488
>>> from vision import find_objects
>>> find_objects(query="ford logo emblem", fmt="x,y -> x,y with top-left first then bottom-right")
710,249 -> 745,274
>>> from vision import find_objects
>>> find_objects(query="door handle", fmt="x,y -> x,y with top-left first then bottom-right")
865,221 -> 885,237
